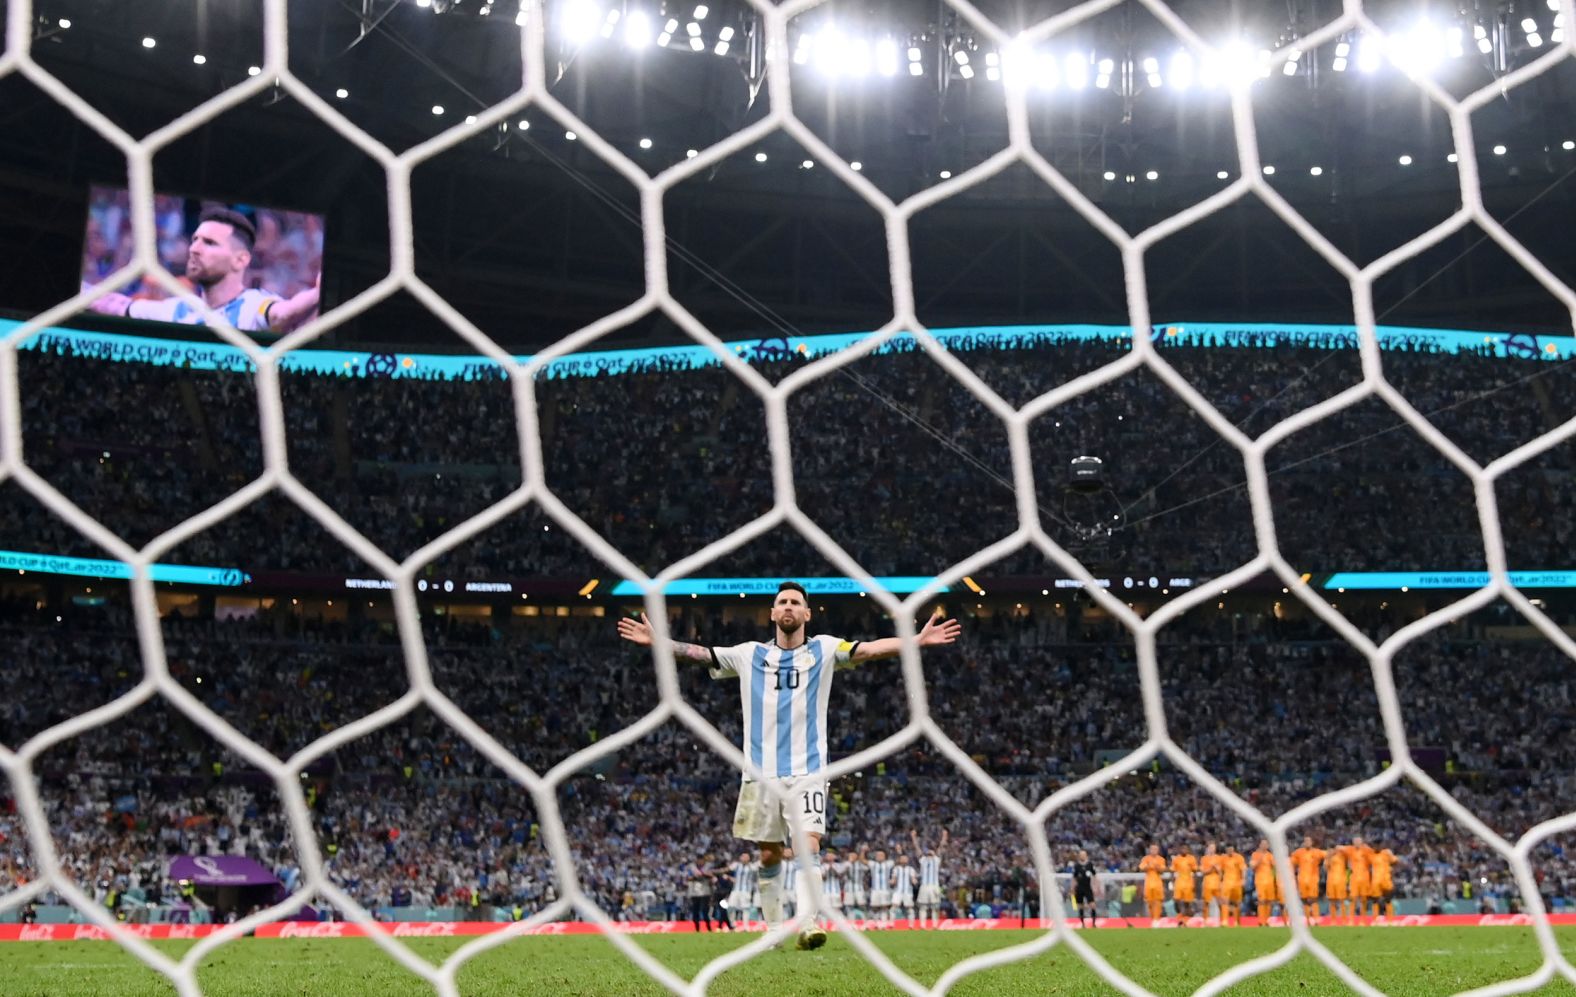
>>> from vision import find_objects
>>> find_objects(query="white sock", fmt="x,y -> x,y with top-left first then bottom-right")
759,865 -> 784,927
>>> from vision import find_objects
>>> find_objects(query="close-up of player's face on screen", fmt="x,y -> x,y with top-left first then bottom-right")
186,220 -> 250,286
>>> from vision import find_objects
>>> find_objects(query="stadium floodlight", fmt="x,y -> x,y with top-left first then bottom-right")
1216,170 -> 1229,179
247,65 -> 261,76
1168,50 -> 1195,89
561,0 -> 600,45
624,10 -> 653,48
801,159 -> 814,169
518,118 -> 530,130
639,137 -> 653,149
954,50 -> 970,65
1094,57 -> 1113,89
1553,0 -> 1563,8
1565,140 -> 1575,151
1447,151 -> 1459,161
1493,144 -> 1507,155
565,129 -> 578,140
959,64 -> 975,79
1065,51 -> 1089,89
1527,31 -> 1544,46
1143,56 -> 1162,88
335,88 -> 349,99
142,36 -> 156,48
754,151 -> 767,162
714,40 -> 729,55
1145,170 -> 1159,180
1262,164 -> 1275,175
939,170 -> 952,179
719,26 -> 734,41
908,45 -> 923,62
1447,25 -> 1465,58
986,66 -> 1000,81
193,54 -> 207,65
850,161 -> 862,171
693,4 -> 708,18
416,0 -> 431,6
1204,40 -> 1259,87
600,9 -> 620,38
1521,17 -> 1539,33
1103,170 -> 1117,180
431,105 -> 444,115
1356,35 -> 1382,72
689,35 -> 704,50
686,148 -> 698,157
1282,49 -> 1299,75
1309,165 -> 1323,175
465,114 -> 477,123
1390,21 -> 1448,75
908,61 -> 923,76
1398,153 -> 1412,165
686,21 -> 701,36
59,17 -> 71,28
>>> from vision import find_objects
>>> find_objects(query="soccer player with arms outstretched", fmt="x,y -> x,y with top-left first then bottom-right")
618,581 -> 961,949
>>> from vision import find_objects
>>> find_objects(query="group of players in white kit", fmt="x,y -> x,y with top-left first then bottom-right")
723,831 -> 951,927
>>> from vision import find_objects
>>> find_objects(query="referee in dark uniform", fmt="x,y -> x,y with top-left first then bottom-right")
1071,850 -> 1099,928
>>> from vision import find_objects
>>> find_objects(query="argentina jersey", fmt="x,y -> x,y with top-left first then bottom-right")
128,287 -> 280,330
709,634 -> 858,779
920,855 -> 941,887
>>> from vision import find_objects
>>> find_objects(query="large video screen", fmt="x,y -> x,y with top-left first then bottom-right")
80,185 -> 324,335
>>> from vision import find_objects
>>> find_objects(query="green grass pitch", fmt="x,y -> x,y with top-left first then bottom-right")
5,927 -> 1576,995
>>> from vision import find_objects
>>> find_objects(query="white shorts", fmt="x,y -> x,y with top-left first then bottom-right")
732,776 -> 828,843
727,891 -> 751,913
918,884 -> 942,906
825,888 -> 842,910
893,888 -> 915,907
849,887 -> 868,906
870,889 -> 892,908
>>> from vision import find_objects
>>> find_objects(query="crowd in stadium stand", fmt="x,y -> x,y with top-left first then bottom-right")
3,592 -> 1575,924
8,336 -> 1572,583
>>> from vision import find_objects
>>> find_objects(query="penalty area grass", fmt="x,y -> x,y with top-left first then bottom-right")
3,926 -> 1576,995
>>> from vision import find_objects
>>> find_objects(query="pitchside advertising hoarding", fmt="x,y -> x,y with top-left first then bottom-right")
3,914 -> 1570,940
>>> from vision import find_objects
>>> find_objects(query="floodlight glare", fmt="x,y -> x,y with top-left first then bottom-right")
1103,170 -> 1117,180
754,151 -> 767,162
335,88 -> 349,98
1168,51 -> 1195,89
986,67 -> 1000,81
686,21 -> 701,36
1331,56 -> 1348,71
1447,26 -> 1464,57
939,170 -> 952,179
954,50 -> 970,65
1094,57 -> 1112,89
801,160 -> 814,169
59,17 -> 71,28
193,54 -> 207,65
565,130 -> 578,140
1521,17 -> 1538,32
639,137 -> 653,149
850,161 -> 863,171
1447,152 -> 1459,161
561,0 -> 600,45
1476,36 -> 1493,53
714,40 -> 729,55
959,64 -> 974,79
1145,170 -> 1158,181
694,4 -> 709,19
1309,165 -> 1323,175
142,36 -> 156,48
1216,170 -> 1229,179
1355,36 -> 1381,72
1564,140 -> 1576,151
1065,52 -> 1088,89
248,66 -> 261,76
908,61 -> 923,76
1262,164 -> 1275,175
689,36 -> 704,50
624,10 -> 653,47
432,105 -> 445,115
908,46 -> 923,62
600,9 -> 620,38
1398,154 -> 1412,165
848,38 -> 873,77
719,26 -> 734,41
1528,32 -> 1544,46
686,148 -> 698,158
1493,144 -> 1507,155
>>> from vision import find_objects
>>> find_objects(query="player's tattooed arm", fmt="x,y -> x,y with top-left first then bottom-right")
849,610 -> 963,663
616,612 -> 712,664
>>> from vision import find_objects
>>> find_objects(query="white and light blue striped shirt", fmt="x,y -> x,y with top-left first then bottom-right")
870,860 -> 894,893
920,855 -> 941,888
128,287 -> 281,330
710,635 -> 858,779
732,860 -> 757,897
892,863 -> 916,895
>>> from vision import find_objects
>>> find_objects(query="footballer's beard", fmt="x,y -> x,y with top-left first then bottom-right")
775,615 -> 803,638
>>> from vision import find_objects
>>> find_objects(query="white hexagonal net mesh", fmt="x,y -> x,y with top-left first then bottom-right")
3,0 -> 1576,994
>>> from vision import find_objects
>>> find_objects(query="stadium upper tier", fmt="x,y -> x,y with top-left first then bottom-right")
2,319 -> 1571,590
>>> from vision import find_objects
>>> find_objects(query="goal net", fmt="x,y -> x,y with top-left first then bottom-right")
2,0 -> 1575,994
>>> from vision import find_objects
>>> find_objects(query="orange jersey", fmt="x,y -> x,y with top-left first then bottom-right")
1221,853 -> 1247,889
1171,854 -> 1198,899
1250,849 -> 1277,885
1345,845 -> 1375,884
1200,854 -> 1223,900
1140,854 -> 1167,899
1325,850 -> 1349,899
1291,848 -> 1326,883
1370,848 -> 1397,890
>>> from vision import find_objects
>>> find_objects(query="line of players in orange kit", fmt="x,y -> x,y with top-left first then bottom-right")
1137,836 -> 1400,925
